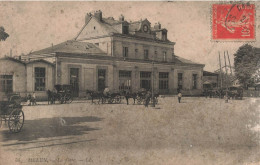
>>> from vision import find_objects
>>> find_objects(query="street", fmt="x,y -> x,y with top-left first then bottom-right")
0,97 -> 260,165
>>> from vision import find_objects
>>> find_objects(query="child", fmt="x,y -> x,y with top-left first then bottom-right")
31,92 -> 37,105
27,94 -> 32,106
178,91 -> 182,103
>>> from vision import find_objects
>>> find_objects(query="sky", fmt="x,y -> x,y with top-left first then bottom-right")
0,1 -> 259,72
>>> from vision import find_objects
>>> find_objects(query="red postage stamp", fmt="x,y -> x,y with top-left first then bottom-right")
212,3 -> 255,41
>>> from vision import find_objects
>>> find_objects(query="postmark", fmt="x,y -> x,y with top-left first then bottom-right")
212,3 -> 255,41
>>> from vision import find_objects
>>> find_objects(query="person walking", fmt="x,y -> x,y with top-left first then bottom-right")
178,90 -> 182,103
144,90 -> 151,107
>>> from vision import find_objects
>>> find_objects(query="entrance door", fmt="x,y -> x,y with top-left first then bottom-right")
70,68 -> 79,97
98,69 -> 106,92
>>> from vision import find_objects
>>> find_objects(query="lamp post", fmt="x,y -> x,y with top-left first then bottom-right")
151,61 -> 155,107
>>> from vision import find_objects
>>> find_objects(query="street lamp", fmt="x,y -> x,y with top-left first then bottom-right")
151,60 -> 155,107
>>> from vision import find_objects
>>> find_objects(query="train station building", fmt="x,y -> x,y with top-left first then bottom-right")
1,11 -> 204,99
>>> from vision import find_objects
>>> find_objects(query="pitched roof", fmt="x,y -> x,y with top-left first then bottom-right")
129,21 -> 142,32
31,40 -> 105,55
174,55 -> 204,65
26,59 -> 55,66
0,56 -> 25,65
203,71 -> 219,76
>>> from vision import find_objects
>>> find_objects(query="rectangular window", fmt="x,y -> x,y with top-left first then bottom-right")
178,73 -> 183,89
0,75 -> 13,93
159,72 -> 169,90
163,51 -> 167,62
144,49 -> 149,60
35,67 -> 46,91
192,74 -> 197,89
119,70 -> 131,91
123,47 -> 128,58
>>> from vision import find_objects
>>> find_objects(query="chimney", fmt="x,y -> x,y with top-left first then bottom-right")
119,14 -> 124,22
93,10 -> 102,21
154,22 -> 161,30
85,13 -> 92,24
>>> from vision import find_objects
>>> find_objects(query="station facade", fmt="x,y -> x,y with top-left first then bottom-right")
1,11 -> 204,99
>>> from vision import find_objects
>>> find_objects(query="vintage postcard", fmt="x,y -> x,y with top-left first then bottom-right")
0,1 -> 259,165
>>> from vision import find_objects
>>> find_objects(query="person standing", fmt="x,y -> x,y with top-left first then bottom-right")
32,92 -> 37,105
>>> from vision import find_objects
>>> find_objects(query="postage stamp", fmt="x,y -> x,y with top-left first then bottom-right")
212,3 -> 255,41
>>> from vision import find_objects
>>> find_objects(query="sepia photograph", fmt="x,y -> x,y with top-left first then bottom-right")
0,1 -> 259,165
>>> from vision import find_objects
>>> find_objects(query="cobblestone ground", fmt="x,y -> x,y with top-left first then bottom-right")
0,97 -> 259,165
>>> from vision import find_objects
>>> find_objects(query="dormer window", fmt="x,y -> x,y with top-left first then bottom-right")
143,25 -> 148,33
162,31 -> 167,41
123,26 -> 129,34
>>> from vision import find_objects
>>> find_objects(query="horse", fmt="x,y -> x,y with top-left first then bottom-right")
86,90 -> 103,104
47,90 -> 55,104
121,91 -> 137,105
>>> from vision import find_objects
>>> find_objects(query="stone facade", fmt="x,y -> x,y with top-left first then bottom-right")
20,10 -> 205,97
0,57 -> 55,100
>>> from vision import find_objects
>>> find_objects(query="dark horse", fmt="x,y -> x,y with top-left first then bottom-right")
121,91 -> 137,105
86,90 -> 103,104
47,90 -> 55,104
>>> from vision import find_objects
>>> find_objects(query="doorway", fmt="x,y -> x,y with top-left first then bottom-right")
70,68 -> 79,97
98,69 -> 106,92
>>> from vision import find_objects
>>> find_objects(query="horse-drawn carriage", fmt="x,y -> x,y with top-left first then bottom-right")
203,86 -> 243,100
47,84 -> 73,104
0,93 -> 24,133
136,89 -> 159,105
102,93 -> 122,104
86,90 -> 121,104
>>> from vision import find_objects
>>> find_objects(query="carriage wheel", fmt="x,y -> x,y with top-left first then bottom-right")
65,94 -> 73,104
137,97 -> 142,105
154,98 -> 158,105
114,96 -> 121,104
8,109 -> 24,133
108,98 -> 113,104
0,116 -> 2,128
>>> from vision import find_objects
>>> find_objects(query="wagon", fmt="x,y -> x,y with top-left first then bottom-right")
101,93 -> 122,104
136,89 -> 159,105
0,93 -> 24,133
54,84 -> 73,104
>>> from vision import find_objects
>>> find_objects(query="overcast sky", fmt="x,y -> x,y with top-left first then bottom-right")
0,1 -> 259,72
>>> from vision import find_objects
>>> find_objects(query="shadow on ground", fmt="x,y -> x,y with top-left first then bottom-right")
1,116 -> 102,142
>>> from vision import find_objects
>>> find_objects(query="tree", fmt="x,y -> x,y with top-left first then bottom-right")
234,44 -> 259,88
0,26 -> 9,41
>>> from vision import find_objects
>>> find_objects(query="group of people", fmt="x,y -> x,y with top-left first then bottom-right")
27,92 -> 37,106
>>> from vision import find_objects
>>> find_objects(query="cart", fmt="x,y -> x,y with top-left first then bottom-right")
0,93 -> 24,133
54,84 -> 73,104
